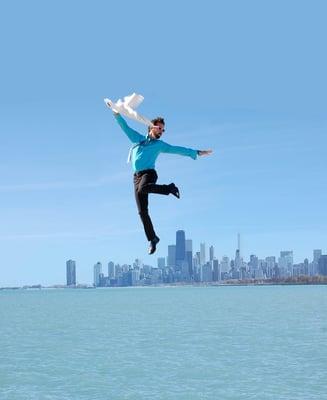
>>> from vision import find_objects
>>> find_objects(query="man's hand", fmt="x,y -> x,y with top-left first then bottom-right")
198,150 -> 213,156
105,99 -> 119,115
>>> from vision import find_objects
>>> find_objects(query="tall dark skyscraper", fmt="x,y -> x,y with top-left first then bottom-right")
212,259 -> 220,281
318,255 -> 327,276
175,230 -> 186,269
66,259 -> 76,286
209,245 -> 214,261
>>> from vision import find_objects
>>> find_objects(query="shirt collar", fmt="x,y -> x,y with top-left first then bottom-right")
146,134 -> 159,142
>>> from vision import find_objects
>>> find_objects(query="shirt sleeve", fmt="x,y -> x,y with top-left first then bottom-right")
114,114 -> 145,143
159,141 -> 198,160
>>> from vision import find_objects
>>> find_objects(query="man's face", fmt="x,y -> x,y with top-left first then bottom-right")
149,122 -> 165,139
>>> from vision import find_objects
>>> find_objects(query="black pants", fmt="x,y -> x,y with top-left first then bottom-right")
134,169 -> 170,241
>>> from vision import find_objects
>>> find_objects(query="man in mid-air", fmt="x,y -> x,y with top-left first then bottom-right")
108,107 -> 212,254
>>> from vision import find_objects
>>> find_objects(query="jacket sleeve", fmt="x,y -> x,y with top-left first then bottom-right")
160,141 -> 198,160
114,114 -> 145,143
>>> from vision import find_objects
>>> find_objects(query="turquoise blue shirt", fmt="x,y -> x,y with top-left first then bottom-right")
114,114 -> 198,173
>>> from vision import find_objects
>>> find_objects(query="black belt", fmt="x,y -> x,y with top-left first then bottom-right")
134,169 -> 156,177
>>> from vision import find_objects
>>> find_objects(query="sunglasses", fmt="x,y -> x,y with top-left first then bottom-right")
154,125 -> 165,132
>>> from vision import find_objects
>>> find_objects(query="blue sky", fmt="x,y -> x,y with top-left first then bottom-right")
0,0 -> 326,285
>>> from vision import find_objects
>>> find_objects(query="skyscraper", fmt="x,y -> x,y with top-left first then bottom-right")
313,249 -> 322,262
200,243 -> 206,266
193,252 -> 200,281
66,259 -> 76,286
209,245 -> 214,261
175,230 -> 186,269
186,239 -> 192,253
265,256 -> 276,278
181,260 -> 190,281
318,255 -> 327,276
201,262 -> 212,282
93,262 -> 102,287
186,239 -> 193,277
220,256 -> 230,274
167,245 -> 176,267
235,249 -> 242,270
313,249 -> 322,275
249,254 -> 258,276
278,251 -> 293,277
212,259 -> 220,281
108,261 -> 115,279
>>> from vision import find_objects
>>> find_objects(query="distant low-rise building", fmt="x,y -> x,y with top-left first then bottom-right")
157,257 -> 165,269
201,262 -> 212,282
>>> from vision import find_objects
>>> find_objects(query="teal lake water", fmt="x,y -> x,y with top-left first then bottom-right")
1,285 -> 326,399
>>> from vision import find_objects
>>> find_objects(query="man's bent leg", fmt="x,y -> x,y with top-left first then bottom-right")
138,170 -> 174,196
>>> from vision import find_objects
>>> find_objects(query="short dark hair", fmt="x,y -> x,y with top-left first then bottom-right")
148,117 -> 165,132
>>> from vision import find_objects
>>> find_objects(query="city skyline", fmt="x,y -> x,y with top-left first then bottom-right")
1,229 -> 326,287
60,231 -> 327,287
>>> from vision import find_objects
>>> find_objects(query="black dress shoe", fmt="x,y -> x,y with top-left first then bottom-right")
168,183 -> 180,199
148,236 -> 160,255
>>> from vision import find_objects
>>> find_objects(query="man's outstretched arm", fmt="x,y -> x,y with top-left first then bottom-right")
160,142 -> 213,159
112,112 -> 145,144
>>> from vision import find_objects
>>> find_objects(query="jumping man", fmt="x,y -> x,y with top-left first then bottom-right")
109,108 -> 212,254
